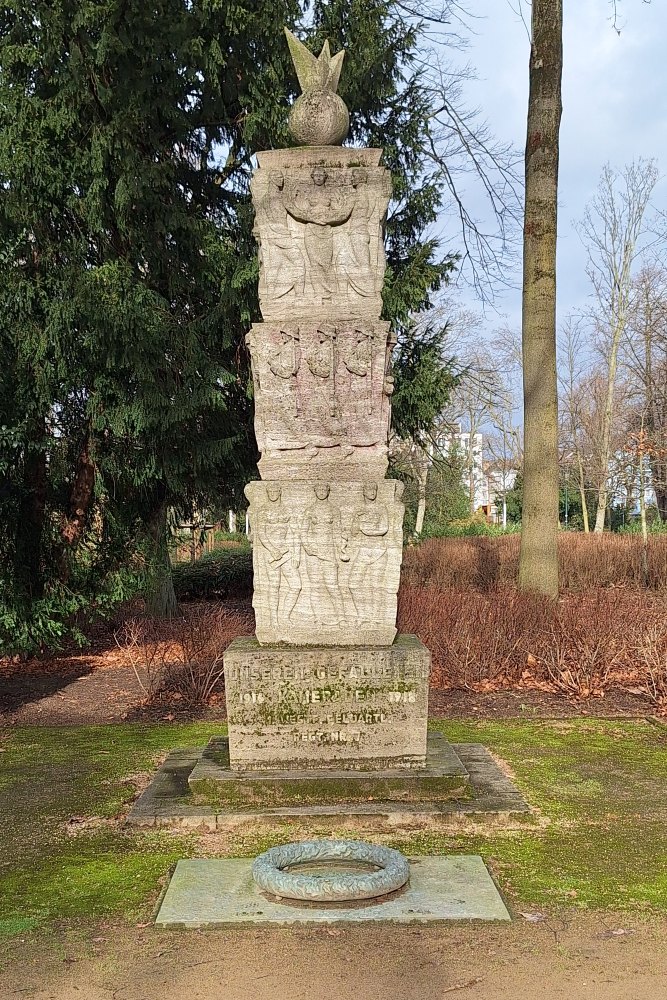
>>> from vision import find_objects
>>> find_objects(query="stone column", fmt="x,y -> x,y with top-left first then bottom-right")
224,29 -> 430,771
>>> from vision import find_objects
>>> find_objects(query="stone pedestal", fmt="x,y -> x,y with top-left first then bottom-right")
220,43 -> 442,797
223,635 -> 430,771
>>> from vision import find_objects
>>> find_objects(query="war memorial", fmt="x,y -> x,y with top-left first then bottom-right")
134,29 -> 525,925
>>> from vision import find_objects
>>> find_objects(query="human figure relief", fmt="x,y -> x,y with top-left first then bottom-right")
267,329 -> 301,418
343,328 -> 374,415
306,327 -> 354,457
301,483 -> 347,626
253,170 -> 305,306
254,485 -> 302,627
348,483 -> 390,625
284,167 -> 352,302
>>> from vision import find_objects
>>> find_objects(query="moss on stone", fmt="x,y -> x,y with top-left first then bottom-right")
189,771 -> 468,809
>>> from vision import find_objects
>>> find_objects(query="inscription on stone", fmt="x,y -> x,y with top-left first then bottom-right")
224,636 -> 430,770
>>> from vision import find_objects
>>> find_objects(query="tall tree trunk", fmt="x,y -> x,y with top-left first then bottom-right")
58,427 -> 96,581
575,448 -> 590,533
414,460 -> 428,536
144,497 -> 179,619
593,330 -> 622,533
14,419 -> 48,600
518,0 -> 563,598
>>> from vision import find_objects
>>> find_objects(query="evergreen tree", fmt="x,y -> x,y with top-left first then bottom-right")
0,0 -> 455,651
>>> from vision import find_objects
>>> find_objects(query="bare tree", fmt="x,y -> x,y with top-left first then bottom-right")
577,159 -> 659,532
382,1 -> 523,301
518,0 -> 562,598
624,262 -> 667,520
559,316 -> 593,532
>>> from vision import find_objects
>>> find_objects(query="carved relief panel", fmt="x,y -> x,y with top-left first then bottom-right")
247,321 -> 395,482
246,480 -> 405,647
251,148 -> 391,322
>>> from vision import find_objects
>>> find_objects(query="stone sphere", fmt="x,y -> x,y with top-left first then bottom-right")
288,90 -> 350,147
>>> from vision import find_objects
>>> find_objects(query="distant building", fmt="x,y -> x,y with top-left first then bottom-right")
437,426 -> 517,523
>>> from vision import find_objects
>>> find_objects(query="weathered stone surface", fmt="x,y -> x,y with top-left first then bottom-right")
223,635 -> 430,771
154,855 -> 512,926
187,732 -> 469,806
127,736 -> 533,829
251,840 -> 410,901
247,479 -> 403,646
251,148 -> 391,323
284,30 -> 349,147
247,321 -> 394,482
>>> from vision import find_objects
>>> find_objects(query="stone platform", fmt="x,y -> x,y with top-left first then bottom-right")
187,732 -> 468,809
128,736 -> 533,832
154,855 -> 511,927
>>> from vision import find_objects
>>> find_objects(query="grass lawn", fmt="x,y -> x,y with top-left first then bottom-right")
1,718 -> 666,939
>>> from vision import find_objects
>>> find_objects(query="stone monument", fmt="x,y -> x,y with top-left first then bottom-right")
222,29 -> 434,777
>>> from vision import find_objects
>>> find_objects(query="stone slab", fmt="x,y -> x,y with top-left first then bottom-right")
245,481 -> 404,646
187,732 -> 469,808
155,855 -> 511,927
223,635 -> 429,770
127,739 -> 533,831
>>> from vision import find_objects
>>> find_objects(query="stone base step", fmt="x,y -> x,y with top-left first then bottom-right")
187,732 -> 469,809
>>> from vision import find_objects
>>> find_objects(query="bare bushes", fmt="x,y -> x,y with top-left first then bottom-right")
397,585 -> 667,707
114,603 -> 254,707
402,534 -> 667,592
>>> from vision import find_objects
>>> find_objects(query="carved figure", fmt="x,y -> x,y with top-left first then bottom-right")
268,329 -> 301,417
285,168 -> 352,301
301,482 -> 347,626
348,482 -> 390,624
343,328 -> 374,416
254,485 -> 302,627
253,170 -> 305,305
336,169 -> 375,299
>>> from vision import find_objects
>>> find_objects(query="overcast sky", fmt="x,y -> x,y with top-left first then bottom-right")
448,0 -> 667,331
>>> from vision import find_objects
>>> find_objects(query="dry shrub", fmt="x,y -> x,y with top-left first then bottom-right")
397,584 -> 667,705
402,534 -> 667,593
398,586 -> 551,689
114,602 -> 254,706
628,623 -> 667,709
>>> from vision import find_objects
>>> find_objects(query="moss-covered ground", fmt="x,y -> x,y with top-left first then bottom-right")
1,718 -> 666,939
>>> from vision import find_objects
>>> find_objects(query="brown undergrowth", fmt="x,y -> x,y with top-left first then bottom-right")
397,586 -> 667,710
402,533 -> 667,591
113,603 -> 254,709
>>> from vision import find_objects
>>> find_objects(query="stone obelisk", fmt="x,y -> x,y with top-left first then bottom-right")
223,30 -> 431,773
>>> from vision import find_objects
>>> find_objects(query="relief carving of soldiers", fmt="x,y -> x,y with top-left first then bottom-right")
348,483 -> 390,625
253,170 -> 305,306
267,328 -> 301,418
249,327 -> 310,459
305,327 -> 353,458
254,484 -> 302,627
301,482 -> 348,626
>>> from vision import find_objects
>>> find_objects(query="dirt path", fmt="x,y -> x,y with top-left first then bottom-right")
2,914 -> 665,1000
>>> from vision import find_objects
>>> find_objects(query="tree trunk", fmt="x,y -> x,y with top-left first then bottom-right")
58,427 -> 96,581
144,498 -> 179,619
414,461 -> 428,536
639,453 -> 649,587
14,419 -> 48,600
576,450 -> 590,533
518,0 -> 563,598
593,330 -> 622,533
